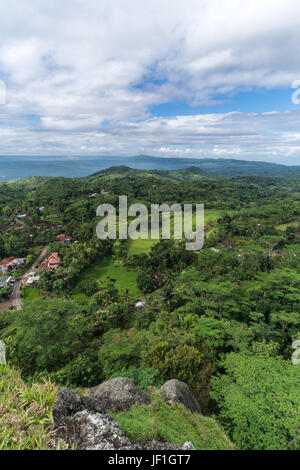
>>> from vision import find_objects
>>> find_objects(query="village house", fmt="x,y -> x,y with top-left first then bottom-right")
15,213 -> 27,220
0,275 -> 12,288
47,252 -> 61,270
56,233 -> 73,244
0,257 -> 26,273
26,272 -> 40,286
0,256 -> 15,273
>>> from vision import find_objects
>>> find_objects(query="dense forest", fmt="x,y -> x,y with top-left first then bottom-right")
0,166 -> 299,450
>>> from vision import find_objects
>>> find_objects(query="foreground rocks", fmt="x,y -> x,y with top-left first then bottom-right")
160,379 -> 201,413
89,377 -> 150,411
52,377 -> 196,450
54,409 -> 194,450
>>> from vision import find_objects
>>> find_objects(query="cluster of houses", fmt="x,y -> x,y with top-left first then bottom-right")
56,233 -> 74,244
26,252 -> 61,287
0,256 -> 26,290
0,256 -> 26,274
35,222 -> 64,231
209,243 -> 298,259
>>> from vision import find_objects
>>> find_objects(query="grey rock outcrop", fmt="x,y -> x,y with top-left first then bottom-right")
52,388 -> 112,423
54,408 -> 194,450
89,377 -> 150,411
69,411 -> 132,450
160,379 -> 201,413
52,378 -> 195,450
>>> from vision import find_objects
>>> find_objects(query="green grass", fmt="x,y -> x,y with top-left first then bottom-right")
23,287 -> 40,303
128,208 -> 222,254
111,390 -> 234,450
73,258 -> 140,301
128,238 -> 157,255
0,364 -> 58,450
204,209 -> 223,224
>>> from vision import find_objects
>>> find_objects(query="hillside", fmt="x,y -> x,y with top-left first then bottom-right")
0,168 -> 299,450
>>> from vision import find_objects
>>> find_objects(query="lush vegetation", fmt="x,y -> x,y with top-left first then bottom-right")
0,364 -> 58,450
0,165 -> 300,450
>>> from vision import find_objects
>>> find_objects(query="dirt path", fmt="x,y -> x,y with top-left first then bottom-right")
0,245 -> 48,313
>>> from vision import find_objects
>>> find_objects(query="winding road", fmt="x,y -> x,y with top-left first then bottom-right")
2,245 -> 48,312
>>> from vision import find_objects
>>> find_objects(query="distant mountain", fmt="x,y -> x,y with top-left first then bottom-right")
0,154 -> 299,180
133,156 -> 300,177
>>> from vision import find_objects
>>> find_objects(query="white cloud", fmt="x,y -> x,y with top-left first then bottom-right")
213,147 -> 242,156
0,1 -> 299,162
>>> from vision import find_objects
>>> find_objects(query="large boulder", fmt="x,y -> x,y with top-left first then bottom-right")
160,379 -> 201,413
52,388 -> 113,424
89,377 -> 150,411
68,411 -> 132,450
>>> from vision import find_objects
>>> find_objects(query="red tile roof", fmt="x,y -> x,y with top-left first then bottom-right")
47,252 -> 61,267
0,256 -> 15,267
56,233 -> 73,242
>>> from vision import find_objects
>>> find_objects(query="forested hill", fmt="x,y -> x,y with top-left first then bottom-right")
85,157 -> 300,179
0,155 -> 299,180
122,156 -> 300,177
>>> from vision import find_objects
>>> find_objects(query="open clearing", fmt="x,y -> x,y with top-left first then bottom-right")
72,208 -> 222,302
72,258 -> 140,302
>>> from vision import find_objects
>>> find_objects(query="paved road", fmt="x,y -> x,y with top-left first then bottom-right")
10,245 -> 48,311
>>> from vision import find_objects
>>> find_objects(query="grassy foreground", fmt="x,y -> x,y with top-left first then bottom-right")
0,364 -> 57,450
0,364 -> 233,450
111,390 -> 234,450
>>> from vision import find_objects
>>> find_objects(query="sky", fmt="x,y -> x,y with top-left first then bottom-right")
0,0 -> 300,164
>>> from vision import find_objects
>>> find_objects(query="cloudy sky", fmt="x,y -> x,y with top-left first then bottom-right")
0,0 -> 300,164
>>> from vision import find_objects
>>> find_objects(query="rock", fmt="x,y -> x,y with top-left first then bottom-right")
52,388 -> 115,443
160,379 -> 201,413
70,411 -> 132,450
183,441 -> 195,450
130,441 -> 190,450
53,408 -> 193,450
52,388 -> 113,422
89,377 -> 150,411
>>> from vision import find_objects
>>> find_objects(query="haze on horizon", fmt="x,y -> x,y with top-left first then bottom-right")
0,0 -> 300,165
